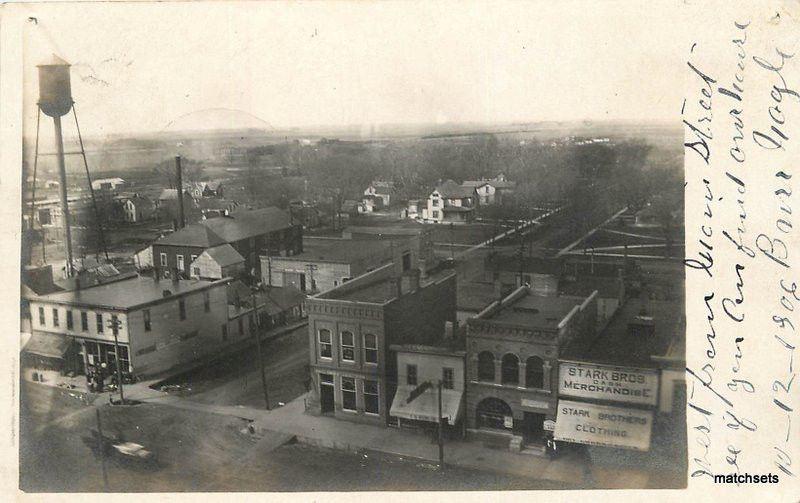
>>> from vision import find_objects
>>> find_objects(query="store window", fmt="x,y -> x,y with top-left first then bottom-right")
96,313 -> 104,333
318,329 -> 332,359
341,377 -> 357,411
364,380 -> 379,415
66,311 -> 73,330
341,331 -> 355,362
81,311 -> 88,331
363,333 -> 377,364
38,307 -> 45,326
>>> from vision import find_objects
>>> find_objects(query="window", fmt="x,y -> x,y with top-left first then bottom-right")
407,364 -> 418,386
341,377 -> 357,411
38,307 -> 45,326
363,334 -> 378,364
221,324 -> 228,341
160,253 -> 167,267
66,311 -> 74,330
364,380 -> 379,414
111,314 -> 120,336
143,309 -> 151,331
432,210 -> 439,219
52,308 -> 59,327
203,291 -> 210,312
432,199 -> 439,207
501,354 -> 519,385
193,267 -> 201,277
477,352 -> 495,381
191,254 -> 198,263
526,357 -> 545,389
81,312 -> 88,331
318,329 -> 332,359
442,367 -> 454,390
320,373 -> 334,384
177,255 -> 185,271
96,313 -> 104,333
340,331 -> 355,362
179,299 -> 186,320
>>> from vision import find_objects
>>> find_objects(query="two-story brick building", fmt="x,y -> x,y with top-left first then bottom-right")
152,207 -> 303,279
465,286 -> 597,451
25,274 -> 232,379
304,263 -> 457,425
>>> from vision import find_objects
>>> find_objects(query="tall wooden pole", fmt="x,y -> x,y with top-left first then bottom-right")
251,290 -> 270,410
109,317 -> 125,404
438,379 -> 444,469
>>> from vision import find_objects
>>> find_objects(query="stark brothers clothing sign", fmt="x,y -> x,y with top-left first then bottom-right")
558,362 -> 659,406
554,400 -> 653,451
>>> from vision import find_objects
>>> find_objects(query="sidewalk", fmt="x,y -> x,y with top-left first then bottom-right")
248,393 -> 590,487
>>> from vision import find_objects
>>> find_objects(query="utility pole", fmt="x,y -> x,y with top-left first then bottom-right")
251,290 -> 270,410
107,316 -> 125,404
95,408 -> 110,491
438,379 -> 444,469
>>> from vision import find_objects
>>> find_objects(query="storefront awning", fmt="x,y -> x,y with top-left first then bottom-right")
390,385 -> 463,425
23,333 -> 71,359
554,399 -> 653,451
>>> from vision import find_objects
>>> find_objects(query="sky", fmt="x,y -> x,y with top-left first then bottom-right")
21,1 -> 690,138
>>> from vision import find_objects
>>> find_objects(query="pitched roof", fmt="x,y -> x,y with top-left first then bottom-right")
434,180 -> 476,199
155,224 -> 227,247
200,207 -> 292,243
461,180 -> 491,188
201,244 -> 244,267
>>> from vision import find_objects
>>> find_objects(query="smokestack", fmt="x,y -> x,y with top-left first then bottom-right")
175,156 -> 186,229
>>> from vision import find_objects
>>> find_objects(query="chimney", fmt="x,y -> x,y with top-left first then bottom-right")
175,156 -> 186,229
444,320 -> 458,339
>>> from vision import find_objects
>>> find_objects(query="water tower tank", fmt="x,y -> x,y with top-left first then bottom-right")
37,54 -> 73,118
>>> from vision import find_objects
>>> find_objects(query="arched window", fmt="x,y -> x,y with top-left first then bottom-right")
526,357 -> 545,388
477,352 -> 495,381
501,354 -> 519,385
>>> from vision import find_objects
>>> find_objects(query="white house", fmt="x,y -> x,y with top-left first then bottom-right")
121,195 -> 155,223
421,180 -> 477,224
363,181 -> 395,206
461,174 -> 516,205
92,178 -> 126,192
190,244 -> 245,280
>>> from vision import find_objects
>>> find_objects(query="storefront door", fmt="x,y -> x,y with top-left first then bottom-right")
523,412 -> 545,443
320,373 -> 335,414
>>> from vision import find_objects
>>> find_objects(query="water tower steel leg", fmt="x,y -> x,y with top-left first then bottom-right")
53,115 -> 74,276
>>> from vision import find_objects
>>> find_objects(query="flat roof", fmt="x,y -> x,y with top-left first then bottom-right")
562,297 -> 684,367
390,342 -> 466,356
480,290 -> 583,329
318,266 -> 453,305
271,238 -> 390,263
33,275 -> 229,311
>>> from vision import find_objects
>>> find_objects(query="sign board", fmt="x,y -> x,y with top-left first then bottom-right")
503,416 -> 514,429
558,362 -> 659,406
554,400 -> 653,451
543,420 -> 556,432
521,398 -> 550,410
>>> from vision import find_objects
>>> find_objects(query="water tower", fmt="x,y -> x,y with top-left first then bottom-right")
37,54 -> 75,276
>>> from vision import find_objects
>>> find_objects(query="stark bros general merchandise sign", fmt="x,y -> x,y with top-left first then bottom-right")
558,361 -> 659,406
554,400 -> 653,451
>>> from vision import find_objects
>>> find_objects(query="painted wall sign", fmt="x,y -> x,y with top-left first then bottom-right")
521,398 -> 550,410
558,362 -> 659,406
554,400 -> 653,451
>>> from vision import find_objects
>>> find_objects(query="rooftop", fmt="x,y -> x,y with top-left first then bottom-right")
562,297 -> 684,367
272,238 -> 390,263
201,244 -> 245,267
155,207 -> 292,247
390,341 -> 466,356
33,275 -> 230,311
434,180 -> 477,199
478,288 -> 585,329
156,224 -> 227,248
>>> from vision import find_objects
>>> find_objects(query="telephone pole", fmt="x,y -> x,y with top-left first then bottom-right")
251,290 -> 270,410
107,317 -> 125,404
437,379 -> 444,469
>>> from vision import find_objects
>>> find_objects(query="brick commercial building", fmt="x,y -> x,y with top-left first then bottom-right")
305,263 -> 457,425
25,274 -> 232,379
153,207 -> 303,279
465,286 -> 597,452
341,225 -> 437,276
